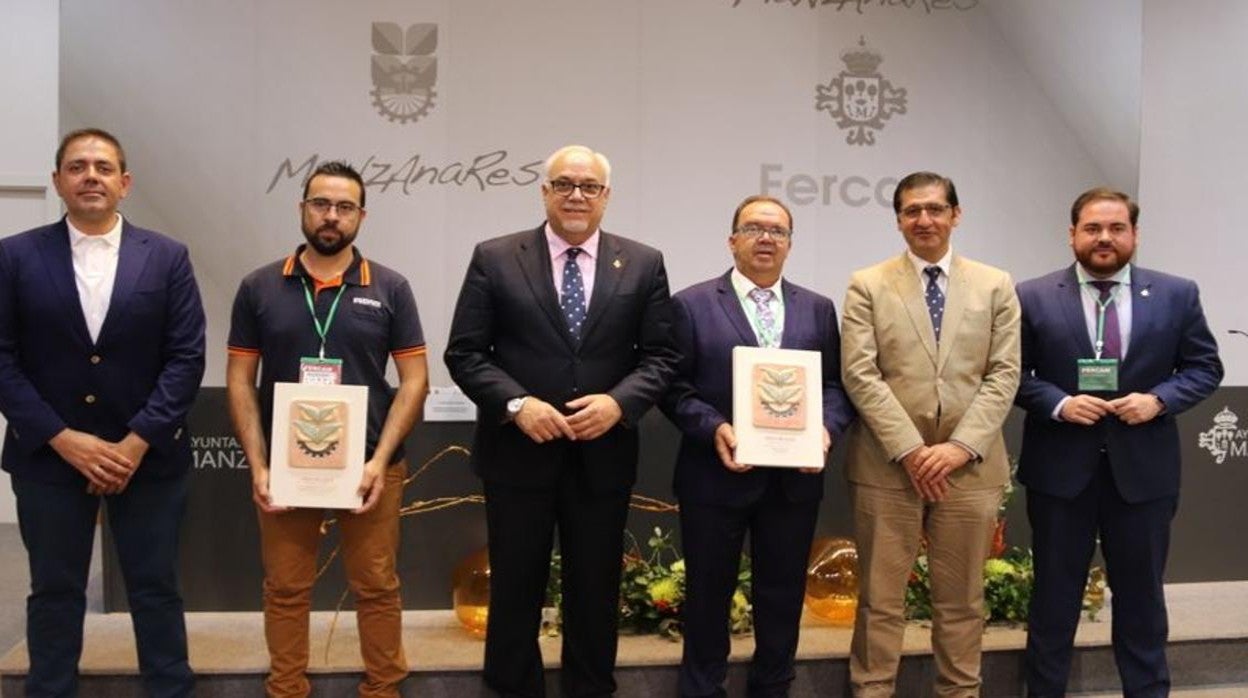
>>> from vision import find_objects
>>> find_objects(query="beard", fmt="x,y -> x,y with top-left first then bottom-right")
1076,243 -> 1132,276
302,221 -> 357,256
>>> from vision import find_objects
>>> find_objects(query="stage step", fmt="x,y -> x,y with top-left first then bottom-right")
1,582 -> 1245,697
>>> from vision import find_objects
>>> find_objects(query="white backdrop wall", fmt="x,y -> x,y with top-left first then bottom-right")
0,0 -> 60,523
58,0 -> 1133,388
1139,0 -> 1247,384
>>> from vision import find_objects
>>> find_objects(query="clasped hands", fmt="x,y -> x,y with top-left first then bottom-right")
513,394 -> 623,443
714,422 -> 831,475
49,428 -> 148,496
902,443 -> 973,502
1059,392 -> 1162,426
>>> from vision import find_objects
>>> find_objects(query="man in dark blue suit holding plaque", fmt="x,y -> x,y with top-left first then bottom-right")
0,128 -> 205,696
1015,188 -> 1222,698
662,195 -> 854,698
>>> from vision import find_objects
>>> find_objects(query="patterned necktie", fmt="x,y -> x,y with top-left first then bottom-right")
924,266 -> 945,343
1090,280 -> 1121,359
561,247 -> 588,341
748,287 -> 778,348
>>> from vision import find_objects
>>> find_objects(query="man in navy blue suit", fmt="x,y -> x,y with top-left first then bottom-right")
1015,187 -> 1222,698
0,128 -> 205,697
662,195 -> 854,697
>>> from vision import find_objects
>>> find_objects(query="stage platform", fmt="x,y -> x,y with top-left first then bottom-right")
2,582 -> 1246,696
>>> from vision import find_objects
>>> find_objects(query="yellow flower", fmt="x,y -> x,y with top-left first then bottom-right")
648,577 -> 681,606
984,558 -> 1015,580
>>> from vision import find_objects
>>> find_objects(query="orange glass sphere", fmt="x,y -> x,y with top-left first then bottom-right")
452,546 -> 490,638
804,537 -> 859,626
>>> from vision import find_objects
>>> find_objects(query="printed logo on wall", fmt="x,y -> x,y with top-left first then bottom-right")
1198,406 -> 1244,464
815,37 -> 906,146
371,22 -> 437,124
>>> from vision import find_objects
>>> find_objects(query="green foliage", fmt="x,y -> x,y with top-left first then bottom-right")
546,527 -> 753,642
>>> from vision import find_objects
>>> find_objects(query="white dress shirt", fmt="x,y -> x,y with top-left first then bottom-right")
68,214 -> 123,343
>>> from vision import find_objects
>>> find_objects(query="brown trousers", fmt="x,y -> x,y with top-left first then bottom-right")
849,482 -> 1003,698
257,462 -> 407,697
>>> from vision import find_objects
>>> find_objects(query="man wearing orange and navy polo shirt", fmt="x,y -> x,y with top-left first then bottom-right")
225,160 -> 428,697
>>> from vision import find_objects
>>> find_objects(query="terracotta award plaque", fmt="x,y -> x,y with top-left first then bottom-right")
270,382 -> 369,509
732,347 -> 823,468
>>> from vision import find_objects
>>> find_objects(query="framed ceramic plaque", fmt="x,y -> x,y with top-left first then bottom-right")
731,346 -> 824,468
269,382 -> 369,509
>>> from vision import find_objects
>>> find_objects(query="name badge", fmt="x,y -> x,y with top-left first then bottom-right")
299,357 -> 343,385
1077,358 -> 1119,392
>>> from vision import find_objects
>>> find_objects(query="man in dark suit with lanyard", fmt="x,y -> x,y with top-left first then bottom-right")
445,144 -> 678,697
1015,187 -> 1222,697
0,128 -> 205,696
662,195 -> 855,697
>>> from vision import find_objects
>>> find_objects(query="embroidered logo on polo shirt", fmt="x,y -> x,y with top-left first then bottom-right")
353,297 -> 382,309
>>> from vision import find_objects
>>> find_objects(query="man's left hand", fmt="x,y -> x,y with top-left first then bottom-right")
353,459 -> 386,514
1109,392 -> 1164,425
565,394 -> 623,440
912,442 -> 972,484
96,432 -> 150,495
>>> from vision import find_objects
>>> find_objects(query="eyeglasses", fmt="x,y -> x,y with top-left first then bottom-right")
547,179 -> 607,199
734,223 -> 792,240
900,203 -> 952,220
303,198 -> 362,216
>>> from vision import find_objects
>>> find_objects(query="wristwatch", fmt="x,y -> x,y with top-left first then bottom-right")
506,396 -> 529,420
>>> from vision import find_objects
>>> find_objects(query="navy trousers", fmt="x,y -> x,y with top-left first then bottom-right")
13,473 -> 194,698
1025,456 -> 1176,698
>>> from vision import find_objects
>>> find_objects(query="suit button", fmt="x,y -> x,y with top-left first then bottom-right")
90,355 -> 102,364
84,394 -> 96,404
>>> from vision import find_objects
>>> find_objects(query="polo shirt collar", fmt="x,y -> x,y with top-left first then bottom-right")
281,244 -> 372,287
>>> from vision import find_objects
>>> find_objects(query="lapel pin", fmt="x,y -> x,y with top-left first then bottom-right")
1140,288 -> 1150,297
613,259 -> 622,269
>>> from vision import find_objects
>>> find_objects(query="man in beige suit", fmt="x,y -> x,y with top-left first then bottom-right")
841,171 -> 1020,696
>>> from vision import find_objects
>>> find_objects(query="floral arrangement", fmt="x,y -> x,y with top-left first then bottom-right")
905,478 -> 1107,625
547,527 -> 753,641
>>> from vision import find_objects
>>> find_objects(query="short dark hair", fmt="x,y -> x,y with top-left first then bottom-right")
302,160 -> 366,209
1070,187 -> 1138,227
892,171 -> 958,214
731,195 -> 794,234
56,128 -> 127,173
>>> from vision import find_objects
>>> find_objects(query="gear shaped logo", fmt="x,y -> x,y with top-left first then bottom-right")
371,22 -> 437,125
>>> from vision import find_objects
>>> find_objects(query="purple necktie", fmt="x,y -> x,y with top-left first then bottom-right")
747,287 -> 779,348
1090,280 -> 1121,359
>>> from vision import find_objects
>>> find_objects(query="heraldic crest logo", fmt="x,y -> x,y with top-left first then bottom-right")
371,22 -> 437,124
1198,406 -> 1242,464
815,36 -> 907,146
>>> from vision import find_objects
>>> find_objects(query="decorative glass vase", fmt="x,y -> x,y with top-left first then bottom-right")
452,545 -> 490,638
804,536 -> 859,626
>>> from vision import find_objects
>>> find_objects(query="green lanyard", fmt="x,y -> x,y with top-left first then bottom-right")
1083,283 -> 1116,360
300,277 -> 347,360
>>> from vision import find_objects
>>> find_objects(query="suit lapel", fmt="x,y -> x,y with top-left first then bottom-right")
715,271 -> 758,347
580,232 -> 624,342
887,255 -> 938,365
935,257 -> 967,372
99,222 -> 152,346
35,220 -> 92,345
1057,264 -> 1095,357
1126,267 -> 1153,363
514,225 -> 572,347
779,279 -> 800,348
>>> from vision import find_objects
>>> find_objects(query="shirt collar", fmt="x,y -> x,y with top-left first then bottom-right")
730,267 -> 783,301
544,224 -> 600,262
67,213 -> 123,248
907,247 -> 952,279
282,244 -> 371,287
1075,262 -> 1132,287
